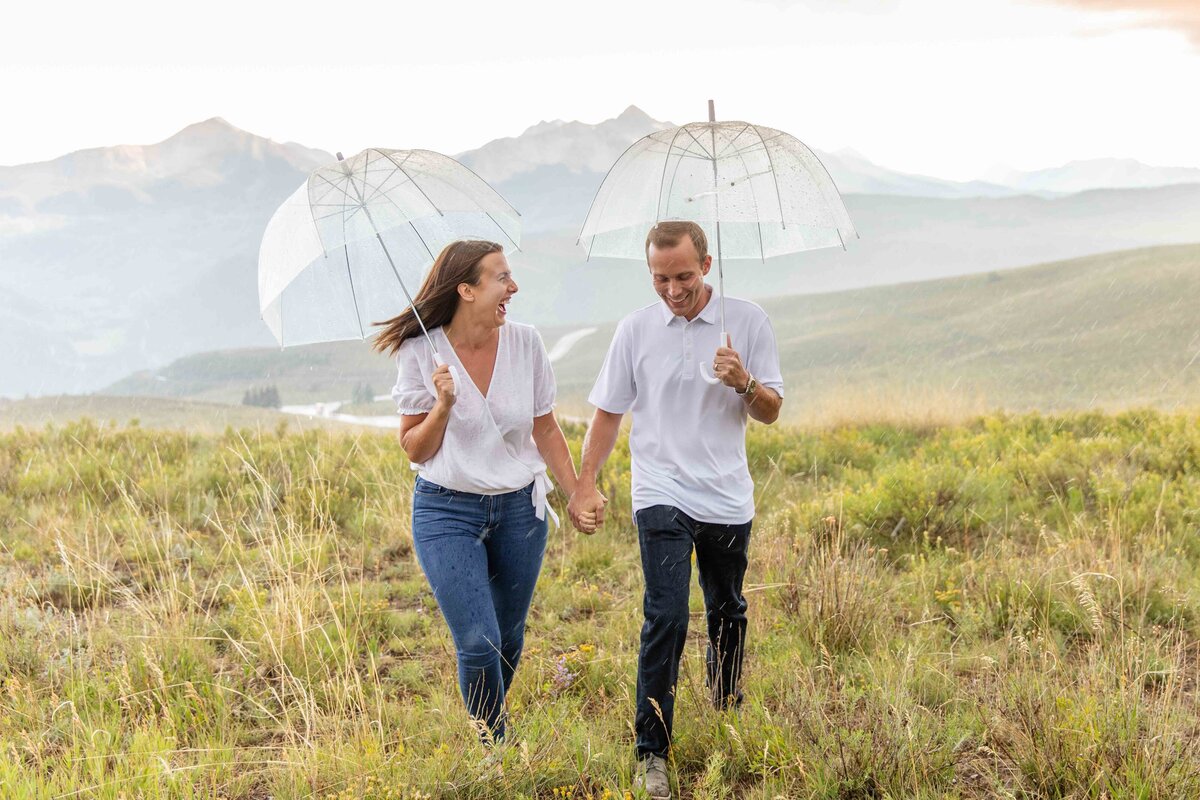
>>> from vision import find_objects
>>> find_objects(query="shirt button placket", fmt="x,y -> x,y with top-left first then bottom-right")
682,322 -> 694,381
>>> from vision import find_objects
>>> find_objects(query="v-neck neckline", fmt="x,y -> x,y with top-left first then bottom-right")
440,325 -> 504,402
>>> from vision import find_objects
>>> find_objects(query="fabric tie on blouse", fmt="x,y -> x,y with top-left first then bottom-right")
408,460 -> 559,528
531,470 -> 560,528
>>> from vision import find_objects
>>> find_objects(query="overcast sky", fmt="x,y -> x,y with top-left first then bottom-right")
4,0 -> 1197,180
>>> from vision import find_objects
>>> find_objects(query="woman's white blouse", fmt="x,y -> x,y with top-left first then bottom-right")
391,322 -> 558,522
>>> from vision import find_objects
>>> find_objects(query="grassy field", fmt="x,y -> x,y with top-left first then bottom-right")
102,243 -> 1200,418
2,410 -> 1199,798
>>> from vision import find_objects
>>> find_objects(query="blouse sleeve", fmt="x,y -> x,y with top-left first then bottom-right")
391,339 -> 436,416
532,327 -> 557,417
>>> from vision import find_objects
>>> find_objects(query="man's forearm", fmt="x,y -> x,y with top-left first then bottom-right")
745,386 -> 782,425
579,409 -> 623,485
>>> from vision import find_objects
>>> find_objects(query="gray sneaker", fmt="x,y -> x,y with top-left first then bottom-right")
634,754 -> 671,799
480,746 -> 504,779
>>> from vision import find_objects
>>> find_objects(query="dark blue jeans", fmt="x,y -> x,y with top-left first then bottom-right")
634,504 -> 752,759
411,476 -> 548,743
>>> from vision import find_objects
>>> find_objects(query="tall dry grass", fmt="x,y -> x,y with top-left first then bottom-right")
0,410 -> 1198,797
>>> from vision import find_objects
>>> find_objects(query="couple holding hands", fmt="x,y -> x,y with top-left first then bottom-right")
378,221 -> 783,797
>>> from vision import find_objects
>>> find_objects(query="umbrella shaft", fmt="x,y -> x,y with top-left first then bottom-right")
709,121 -> 727,335
374,230 -> 440,357
715,224 -> 726,334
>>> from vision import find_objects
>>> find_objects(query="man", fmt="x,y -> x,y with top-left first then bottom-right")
568,221 -> 783,799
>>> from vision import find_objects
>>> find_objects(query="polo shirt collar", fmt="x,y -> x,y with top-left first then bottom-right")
660,285 -> 719,326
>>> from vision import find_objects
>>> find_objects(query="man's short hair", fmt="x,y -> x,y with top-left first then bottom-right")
645,220 -> 708,265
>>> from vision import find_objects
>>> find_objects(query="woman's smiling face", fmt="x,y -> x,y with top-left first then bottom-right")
471,250 -> 518,327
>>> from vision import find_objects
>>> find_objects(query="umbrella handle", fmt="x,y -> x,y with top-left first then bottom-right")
432,353 -> 460,397
698,331 -> 730,385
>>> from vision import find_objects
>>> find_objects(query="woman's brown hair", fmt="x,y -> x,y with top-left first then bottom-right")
372,239 -> 503,356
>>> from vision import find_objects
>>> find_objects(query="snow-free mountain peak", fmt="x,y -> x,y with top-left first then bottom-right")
616,104 -> 655,123
458,107 -> 674,183
0,118 -> 332,209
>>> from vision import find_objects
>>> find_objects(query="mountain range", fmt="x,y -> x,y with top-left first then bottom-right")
985,159 -> 1200,195
2,107 -> 1199,398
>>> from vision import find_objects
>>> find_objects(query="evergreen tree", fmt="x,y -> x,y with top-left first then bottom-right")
242,385 -> 281,408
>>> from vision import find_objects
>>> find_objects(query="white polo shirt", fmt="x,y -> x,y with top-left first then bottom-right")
588,287 -> 784,525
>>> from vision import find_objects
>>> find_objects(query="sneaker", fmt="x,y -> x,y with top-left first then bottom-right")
634,754 -> 671,799
480,736 -> 511,777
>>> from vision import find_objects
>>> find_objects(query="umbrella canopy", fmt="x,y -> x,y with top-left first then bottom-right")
579,118 -> 855,262
577,104 -> 855,384
258,148 -> 520,347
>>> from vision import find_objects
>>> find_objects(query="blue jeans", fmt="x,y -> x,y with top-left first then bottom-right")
411,476 -> 548,742
634,504 -> 753,758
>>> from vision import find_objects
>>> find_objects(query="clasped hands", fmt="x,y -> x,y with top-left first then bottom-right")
567,484 -> 607,534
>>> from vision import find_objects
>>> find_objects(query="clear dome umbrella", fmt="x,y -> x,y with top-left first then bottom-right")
258,148 -> 520,391
578,101 -> 856,383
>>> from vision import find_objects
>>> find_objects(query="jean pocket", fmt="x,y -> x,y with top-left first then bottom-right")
414,478 -> 450,497
635,504 -> 677,531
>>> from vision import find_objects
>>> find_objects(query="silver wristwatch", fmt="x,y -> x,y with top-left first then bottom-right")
736,375 -> 758,396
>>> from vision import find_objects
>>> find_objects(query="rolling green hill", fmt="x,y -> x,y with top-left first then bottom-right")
550,243 -> 1200,418
104,343 -> 397,405
102,243 -> 1200,422
103,326 -> 578,408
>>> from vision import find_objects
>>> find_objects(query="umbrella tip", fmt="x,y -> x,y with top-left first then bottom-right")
707,99 -> 715,122
336,152 -> 345,161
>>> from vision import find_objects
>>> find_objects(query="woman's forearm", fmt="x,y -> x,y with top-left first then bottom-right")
400,401 -> 453,464
532,412 -> 578,496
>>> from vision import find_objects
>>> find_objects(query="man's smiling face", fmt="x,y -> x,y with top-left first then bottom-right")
648,236 -> 712,320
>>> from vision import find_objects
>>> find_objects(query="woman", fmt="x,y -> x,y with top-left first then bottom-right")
375,239 -> 591,744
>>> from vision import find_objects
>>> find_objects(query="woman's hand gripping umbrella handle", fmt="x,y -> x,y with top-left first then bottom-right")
698,332 -> 731,385
432,353 -> 460,397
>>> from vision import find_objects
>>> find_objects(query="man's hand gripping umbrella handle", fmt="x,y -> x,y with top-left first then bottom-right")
432,353 -> 460,397
698,332 -> 731,386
